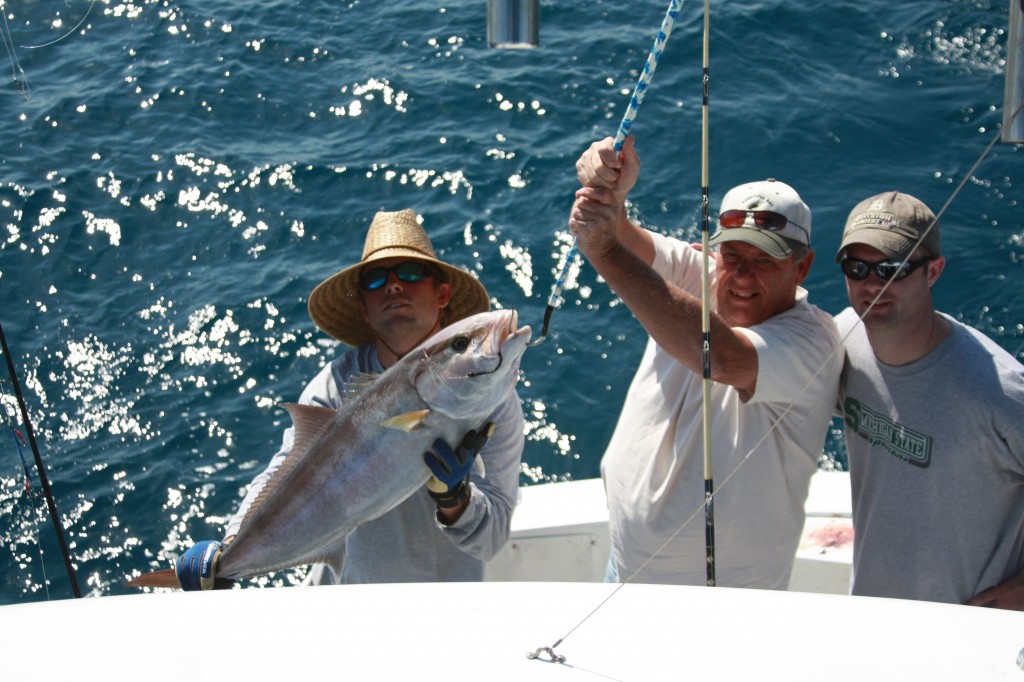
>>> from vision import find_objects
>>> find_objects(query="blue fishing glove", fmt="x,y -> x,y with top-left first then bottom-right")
176,540 -> 229,591
424,422 -> 494,508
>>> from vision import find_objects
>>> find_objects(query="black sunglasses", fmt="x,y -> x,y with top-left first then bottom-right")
840,256 -> 932,282
359,261 -> 434,291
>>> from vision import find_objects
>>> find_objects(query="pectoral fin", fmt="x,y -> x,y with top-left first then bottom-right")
381,409 -> 432,432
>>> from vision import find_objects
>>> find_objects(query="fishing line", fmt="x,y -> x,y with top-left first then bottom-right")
1,0 -> 30,100
528,50 -> 1024,674
525,0 -> 685,349
846,100 -> 1024,322
1,0 -> 97,100
18,0 -> 96,50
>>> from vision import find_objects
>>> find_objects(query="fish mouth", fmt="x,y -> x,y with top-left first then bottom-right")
467,309 -> 532,377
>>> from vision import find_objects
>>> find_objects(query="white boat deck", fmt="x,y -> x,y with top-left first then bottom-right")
486,471 -> 854,594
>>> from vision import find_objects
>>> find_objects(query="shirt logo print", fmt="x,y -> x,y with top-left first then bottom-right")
843,397 -> 932,467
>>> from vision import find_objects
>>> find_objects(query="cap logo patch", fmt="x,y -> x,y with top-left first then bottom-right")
850,212 -> 900,232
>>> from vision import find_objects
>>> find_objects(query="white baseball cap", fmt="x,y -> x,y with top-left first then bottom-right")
709,179 -> 811,259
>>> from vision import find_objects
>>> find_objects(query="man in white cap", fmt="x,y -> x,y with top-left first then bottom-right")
835,191 -> 1024,609
176,209 -> 525,588
570,136 -> 842,588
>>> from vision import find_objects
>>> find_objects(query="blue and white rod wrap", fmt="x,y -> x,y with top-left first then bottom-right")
547,0 -> 685,309
612,0 -> 684,152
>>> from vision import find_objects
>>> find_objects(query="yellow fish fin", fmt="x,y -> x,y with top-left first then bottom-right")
381,409 -> 432,432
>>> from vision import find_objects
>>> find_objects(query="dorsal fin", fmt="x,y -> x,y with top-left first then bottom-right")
282,403 -> 337,454
237,402 -> 337,531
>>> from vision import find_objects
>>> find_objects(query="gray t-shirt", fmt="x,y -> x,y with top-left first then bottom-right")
837,308 -> 1024,603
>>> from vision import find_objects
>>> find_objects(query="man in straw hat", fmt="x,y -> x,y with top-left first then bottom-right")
569,136 -> 842,589
177,209 -> 525,587
835,191 -> 1024,609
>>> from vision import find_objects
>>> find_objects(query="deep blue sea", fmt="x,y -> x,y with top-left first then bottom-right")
1,0 -> 1021,604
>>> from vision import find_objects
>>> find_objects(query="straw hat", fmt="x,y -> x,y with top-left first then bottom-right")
307,209 -> 490,347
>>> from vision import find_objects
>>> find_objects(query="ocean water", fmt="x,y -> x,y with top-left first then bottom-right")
0,0 -> 1021,604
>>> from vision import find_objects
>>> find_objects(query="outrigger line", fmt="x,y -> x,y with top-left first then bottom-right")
0,0 -> 31,101
18,0 -> 97,50
525,0 -> 684,349
0,319 -> 81,598
1,0 -> 97,101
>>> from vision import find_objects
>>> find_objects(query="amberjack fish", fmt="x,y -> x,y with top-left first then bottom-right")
127,309 -> 531,589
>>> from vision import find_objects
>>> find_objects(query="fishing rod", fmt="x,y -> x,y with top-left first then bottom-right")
0,319 -> 82,598
698,0 -> 714,588
526,0 -> 684,349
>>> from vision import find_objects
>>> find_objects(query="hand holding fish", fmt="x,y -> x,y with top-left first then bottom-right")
425,422 -> 495,514
176,540 -> 232,591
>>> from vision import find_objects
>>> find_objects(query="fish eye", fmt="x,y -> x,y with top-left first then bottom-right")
450,335 -> 470,352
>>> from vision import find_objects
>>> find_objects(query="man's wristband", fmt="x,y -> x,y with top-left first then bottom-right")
429,481 -> 470,509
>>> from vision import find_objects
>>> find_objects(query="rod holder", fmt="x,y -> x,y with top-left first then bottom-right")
487,0 -> 540,49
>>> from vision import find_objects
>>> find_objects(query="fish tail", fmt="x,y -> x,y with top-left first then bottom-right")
125,568 -> 182,589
